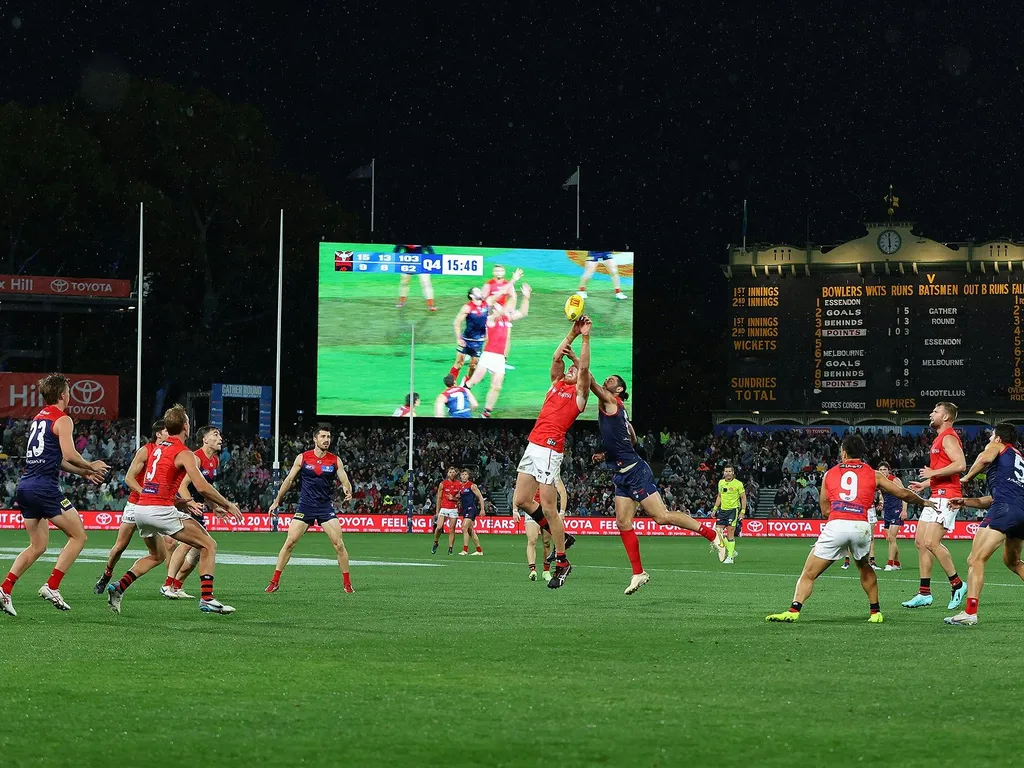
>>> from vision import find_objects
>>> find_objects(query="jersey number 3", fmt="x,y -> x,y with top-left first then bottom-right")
145,448 -> 164,482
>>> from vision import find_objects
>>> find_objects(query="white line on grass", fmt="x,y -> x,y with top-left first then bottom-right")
0,547 -> 442,568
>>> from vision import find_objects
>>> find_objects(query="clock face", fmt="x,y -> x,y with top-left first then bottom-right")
878,230 -> 902,255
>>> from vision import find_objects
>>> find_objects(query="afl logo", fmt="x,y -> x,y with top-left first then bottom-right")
966,523 -> 979,535
746,520 -> 765,534
50,279 -> 70,293
71,379 -> 105,404
95,512 -> 112,526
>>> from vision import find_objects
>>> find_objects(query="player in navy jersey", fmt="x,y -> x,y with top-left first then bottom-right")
877,462 -> 908,570
945,423 -> 1024,625
0,374 -> 109,617
586,368 -> 725,594
394,244 -> 437,311
457,469 -> 487,555
265,424 -> 355,593
449,287 -> 490,384
434,375 -> 477,418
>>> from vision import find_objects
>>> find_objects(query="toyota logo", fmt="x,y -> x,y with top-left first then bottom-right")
966,523 -> 979,535
70,379 -> 105,404
746,520 -> 765,533
95,512 -> 112,526
51,279 -> 69,293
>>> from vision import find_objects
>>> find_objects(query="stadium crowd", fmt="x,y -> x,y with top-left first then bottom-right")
0,418 -> 990,518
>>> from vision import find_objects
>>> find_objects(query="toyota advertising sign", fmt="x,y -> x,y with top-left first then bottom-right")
0,373 -> 119,419
0,274 -> 132,299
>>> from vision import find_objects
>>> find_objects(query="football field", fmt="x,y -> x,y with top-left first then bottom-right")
0,531 -> 1016,767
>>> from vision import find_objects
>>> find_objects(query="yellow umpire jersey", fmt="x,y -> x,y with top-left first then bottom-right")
718,478 -> 745,512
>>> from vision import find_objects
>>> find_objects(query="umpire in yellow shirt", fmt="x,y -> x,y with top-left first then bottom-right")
712,465 -> 746,564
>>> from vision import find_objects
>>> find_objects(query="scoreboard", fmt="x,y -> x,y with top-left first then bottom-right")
333,249 -> 483,276
727,271 -> 1024,411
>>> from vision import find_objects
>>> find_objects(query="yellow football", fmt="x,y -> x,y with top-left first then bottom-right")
564,293 -> 585,322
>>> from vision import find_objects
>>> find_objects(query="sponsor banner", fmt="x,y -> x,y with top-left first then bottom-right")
0,274 -> 132,298
713,424 -> 992,439
0,373 -> 119,420
0,513 -> 986,539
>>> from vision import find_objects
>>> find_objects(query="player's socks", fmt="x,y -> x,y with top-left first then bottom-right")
462,546 -> 469,553
555,551 -> 567,564
870,602 -> 881,615
887,560 -> 895,567
103,566 -> 113,579
448,547 -> 453,555
542,562 -> 550,572
578,286 -> 586,292
619,530 -> 644,575
697,524 -> 717,542
46,569 -> 65,591
529,563 -> 537,572
869,557 -> 877,565
949,573 -> 963,591
843,557 -> 850,566
725,539 -> 737,559
919,578 -> 931,596
116,571 -> 138,593
482,409 -> 492,419
449,366 -> 460,378
271,569 -> 282,584
966,597 -> 979,615
895,560 -> 901,567
200,574 -> 214,600
426,298 -> 436,309
163,577 -> 174,588
475,546 -> 483,553
790,601 -> 802,613
2,571 -> 18,594
171,578 -> 183,591
343,572 -> 352,591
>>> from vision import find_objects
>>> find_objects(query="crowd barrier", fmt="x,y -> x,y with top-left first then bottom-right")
0,511 -> 984,539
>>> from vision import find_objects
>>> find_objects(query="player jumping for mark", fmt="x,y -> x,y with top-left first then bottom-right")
450,287 -> 489,384
465,283 -> 531,418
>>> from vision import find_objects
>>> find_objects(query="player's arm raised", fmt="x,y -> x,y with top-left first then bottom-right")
269,455 -> 303,515
54,414 -> 108,474
124,447 -> 150,495
434,393 -> 448,418
876,471 -> 938,509
550,289 -> 579,382
177,450 -> 239,518
336,460 -> 353,503
961,441 -> 1002,485
589,371 -> 619,414
574,316 -> 592,412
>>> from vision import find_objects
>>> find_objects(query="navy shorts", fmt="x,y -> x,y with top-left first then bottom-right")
883,514 -> 903,529
587,251 -> 614,262
462,509 -> 479,521
293,508 -> 337,527
612,460 -> 659,502
981,502 -> 1024,540
189,510 -> 208,529
16,486 -> 74,520
458,339 -> 484,358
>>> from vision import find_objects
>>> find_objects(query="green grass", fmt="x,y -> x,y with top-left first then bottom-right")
0,531 -> 1018,767
316,244 -> 633,419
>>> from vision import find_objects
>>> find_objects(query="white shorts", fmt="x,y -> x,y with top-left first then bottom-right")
813,519 -> 872,562
517,442 -> 564,486
135,504 -> 190,538
918,498 -> 957,532
867,508 -> 878,525
121,502 -> 137,526
479,351 -> 506,374
439,507 -> 459,520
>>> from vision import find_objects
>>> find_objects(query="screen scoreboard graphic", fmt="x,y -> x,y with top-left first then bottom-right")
318,243 -> 635,419
727,271 -> 1024,411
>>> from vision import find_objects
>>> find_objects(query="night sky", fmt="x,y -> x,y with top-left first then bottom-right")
6,4 -> 1024,429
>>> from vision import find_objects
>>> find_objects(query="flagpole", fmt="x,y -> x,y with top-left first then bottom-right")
575,165 -> 580,241
272,209 -> 284,504
135,202 -> 144,449
406,322 -> 415,533
742,199 -> 747,254
370,158 -> 375,234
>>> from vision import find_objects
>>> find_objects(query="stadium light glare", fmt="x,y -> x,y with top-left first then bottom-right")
889,410 -> 898,415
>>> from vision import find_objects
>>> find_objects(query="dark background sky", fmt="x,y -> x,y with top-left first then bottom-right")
5,3 -> 1024,430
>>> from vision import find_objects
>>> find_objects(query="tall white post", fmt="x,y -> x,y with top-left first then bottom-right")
575,165 -> 580,241
406,323 -> 415,532
273,209 -> 284,473
135,202 -> 144,449
370,158 -> 376,234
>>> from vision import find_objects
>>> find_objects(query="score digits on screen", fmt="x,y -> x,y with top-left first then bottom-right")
334,250 -> 483,276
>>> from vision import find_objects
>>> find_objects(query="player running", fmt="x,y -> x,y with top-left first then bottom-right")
512,316 -> 592,589
905,402 -> 968,610
457,469 -> 486,556
465,283 -> 532,418
449,288 -> 489,384
434,375 -> 477,418
711,466 -> 746,564
514,478 -> 567,582
265,424 -> 355,593
878,462 -> 907,570
93,419 -> 168,595
393,393 -> 420,417
161,425 -> 222,599
431,467 -> 464,555
108,405 -> 240,615
0,374 -> 109,617
766,434 -> 935,624
577,251 -> 628,301
394,244 -> 438,311
945,424 -> 1024,626
589,372 -> 725,593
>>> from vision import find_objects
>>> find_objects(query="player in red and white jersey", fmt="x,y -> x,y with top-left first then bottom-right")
431,467 -> 465,555
905,402 -> 969,609
106,405 -> 241,615
392,393 -> 420,417
481,264 -> 522,311
512,316 -> 592,589
93,419 -> 169,595
161,425 -> 223,599
767,433 -> 934,623
465,282 -> 532,418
